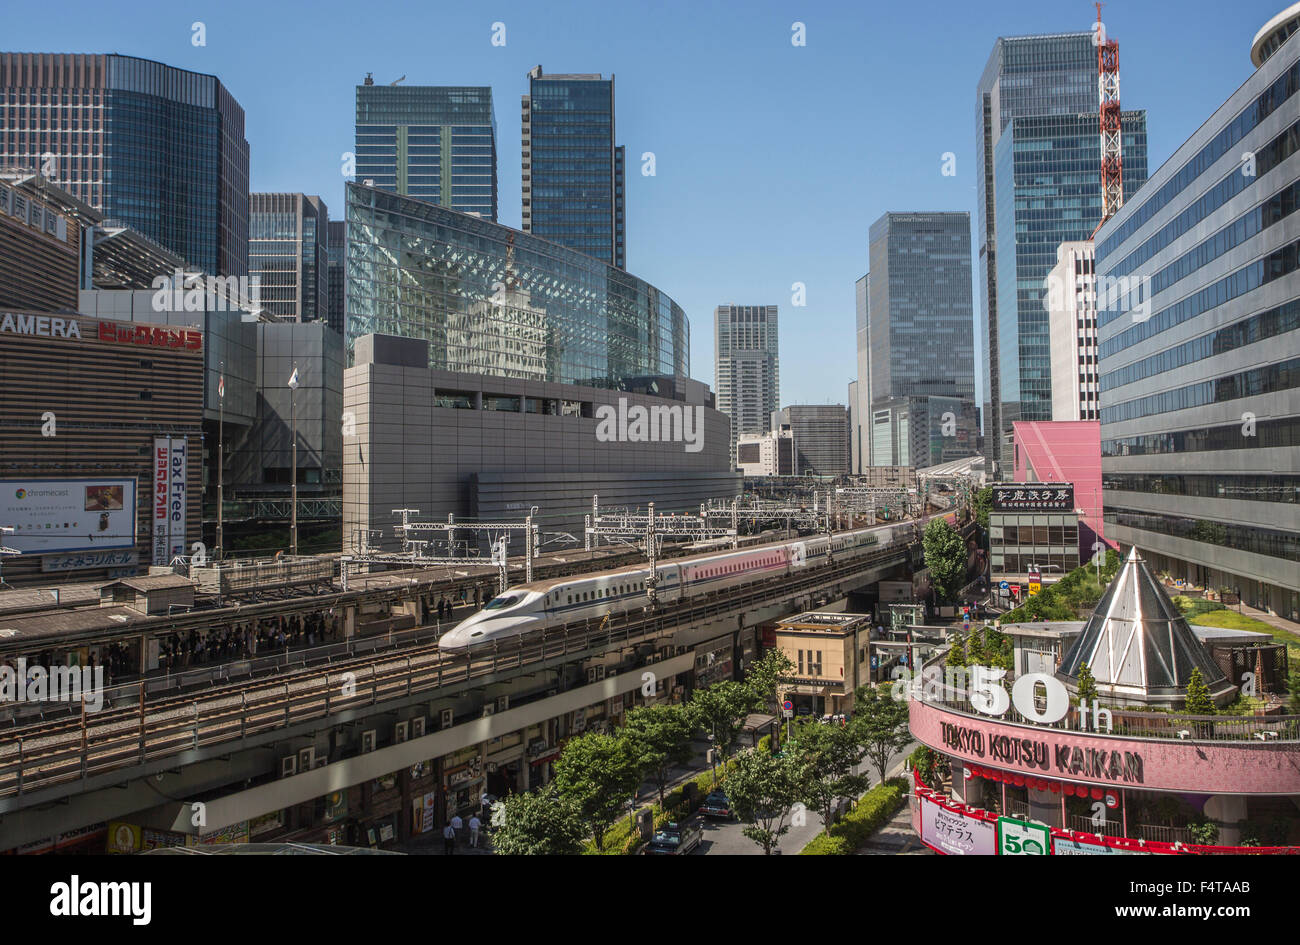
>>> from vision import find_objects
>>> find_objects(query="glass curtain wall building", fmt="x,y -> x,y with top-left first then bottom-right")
344,182 -> 686,386
860,212 -> 977,468
522,66 -> 625,269
0,52 -> 250,276
1096,27 -> 1299,618
326,219 -> 346,336
975,33 -> 1147,477
354,80 -> 498,221
249,193 -> 330,323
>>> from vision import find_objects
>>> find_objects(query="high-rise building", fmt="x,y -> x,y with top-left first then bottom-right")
852,274 -> 871,473
354,79 -> 498,221
773,405 -> 850,478
0,53 -> 249,277
714,304 -> 779,466
249,194 -> 330,323
1047,240 -> 1099,421
326,219 -> 346,337
1096,14 -> 1299,618
975,33 -> 1148,477
522,66 -> 625,268
854,212 -> 977,469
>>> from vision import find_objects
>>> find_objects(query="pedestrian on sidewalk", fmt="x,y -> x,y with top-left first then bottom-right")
469,814 -> 481,847
443,823 -> 456,855
450,813 -> 463,840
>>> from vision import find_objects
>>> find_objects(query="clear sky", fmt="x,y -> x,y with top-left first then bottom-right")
8,0 -> 1285,408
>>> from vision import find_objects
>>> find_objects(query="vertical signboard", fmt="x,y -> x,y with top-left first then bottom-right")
152,436 -> 188,565
997,816 -> 1052,855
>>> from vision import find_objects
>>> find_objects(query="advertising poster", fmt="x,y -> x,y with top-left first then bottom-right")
1054,837 -> 1148,855
920,795 -> 997,855
152,436 -> 188,565
998,815 -> 1052,855
1,478 -> 136,555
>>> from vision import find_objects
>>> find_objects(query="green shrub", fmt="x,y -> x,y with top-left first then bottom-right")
800,778 -> 908,854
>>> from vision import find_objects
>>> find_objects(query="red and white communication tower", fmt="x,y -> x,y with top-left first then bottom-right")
1094,2 -> 1123,231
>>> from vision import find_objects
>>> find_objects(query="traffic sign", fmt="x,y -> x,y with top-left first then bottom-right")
782,700 -> 793,711
999,581 -> 1009,591
782,709 -> 794,719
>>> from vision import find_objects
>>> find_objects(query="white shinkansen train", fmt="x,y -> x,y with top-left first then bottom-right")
436,511 -> 959,652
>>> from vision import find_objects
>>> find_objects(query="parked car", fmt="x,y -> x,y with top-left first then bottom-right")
644,821 -> 703,855
698,792 -> 732,820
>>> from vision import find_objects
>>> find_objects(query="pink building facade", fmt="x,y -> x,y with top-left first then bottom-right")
1011,420 -> 1108,558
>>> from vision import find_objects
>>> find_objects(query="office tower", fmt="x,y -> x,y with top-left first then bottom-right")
857,212 -> 977,468
522,66 -> 625,268
714,304 -> 779,466
249,194 -> 330,323
1047,240 -> 1099,421
355,79 -> 498,221
1097,16 -> 1299,618
0,53 -> 249,277
975,33 -> 1148,477
326,220 -> 347,337
773,405 -> 850,477
852,275 -> 871,473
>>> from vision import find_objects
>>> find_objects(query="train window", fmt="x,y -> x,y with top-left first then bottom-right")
483,595 -> 519,610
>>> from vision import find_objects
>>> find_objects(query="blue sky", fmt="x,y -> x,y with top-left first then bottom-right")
10,0 -> 1285,407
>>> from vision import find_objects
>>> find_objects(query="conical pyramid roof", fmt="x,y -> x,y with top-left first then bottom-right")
1058,548 -> 1233,703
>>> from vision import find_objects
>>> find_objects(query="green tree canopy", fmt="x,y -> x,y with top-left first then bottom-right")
489,789 -> 587,856
622,703 -> 696,808
922,518 -> 967,604
788,721 -> 869,830
1184,667 -> 1215,715
725,746 -> 802,855
851,683 -> 913,783
1076,660 -> 1099,708
552,732 -> 641,848
690,680 -> 753,783
744,648 -> 795,720
972,486 -> 992,531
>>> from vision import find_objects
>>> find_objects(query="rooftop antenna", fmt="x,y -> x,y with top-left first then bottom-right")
1092,1 -> 1123,236
364,73 -> 374,86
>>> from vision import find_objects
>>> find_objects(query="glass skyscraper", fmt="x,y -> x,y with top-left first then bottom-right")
354,79 -> 498,221
344,182 -> 686,386
522,66 -> 626,269
0,52 -> 249,276
326,219 -> 346,337
249,193 -> 330,324
1097,28 -> 1299,618
856,212 -> 977,468
976,33 -> 1148,476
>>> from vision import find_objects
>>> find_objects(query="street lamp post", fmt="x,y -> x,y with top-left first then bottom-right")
216,364 -> 224,563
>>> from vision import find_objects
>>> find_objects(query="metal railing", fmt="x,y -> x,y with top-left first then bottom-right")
0,525 -> 939,799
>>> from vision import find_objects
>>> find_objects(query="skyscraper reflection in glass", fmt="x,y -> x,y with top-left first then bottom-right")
344,183 -> 685,386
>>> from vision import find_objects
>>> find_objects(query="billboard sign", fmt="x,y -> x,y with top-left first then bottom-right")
997,816 -> 1051,855
991,484 -> 1074,512
919,795 -> 996,855
0,478 -> 136,554
152,437 -> 188,565
1054,837 -> 1148,855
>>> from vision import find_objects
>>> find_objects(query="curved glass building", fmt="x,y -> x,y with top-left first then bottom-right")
344,182 -> 687,387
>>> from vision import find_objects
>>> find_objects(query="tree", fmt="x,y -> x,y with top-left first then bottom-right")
690,680 -> 752,784
1184,667 -> 1215,715
744,648 -> 795,720
489,788 -> 586,855
622,703 -> 696,809
1075,660 -> 1099,708
972,486 -> 992,531
552,732 -> 641,849
788,721 -> 869,830
922,517 -> 967,604
851,683 -> 912,783
725,746 -> 801,855
1288,669 -> 1300,715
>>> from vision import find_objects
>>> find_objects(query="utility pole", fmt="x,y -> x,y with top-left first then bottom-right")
288,362 -> 300,556
645,502 -> 657,608
216,364 -> 225,562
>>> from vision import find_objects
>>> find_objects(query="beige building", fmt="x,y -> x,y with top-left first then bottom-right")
772,612 -> 873,717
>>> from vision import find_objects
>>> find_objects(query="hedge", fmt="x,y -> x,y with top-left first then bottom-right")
800,778 -> 908,855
